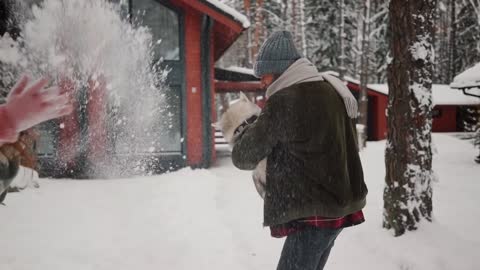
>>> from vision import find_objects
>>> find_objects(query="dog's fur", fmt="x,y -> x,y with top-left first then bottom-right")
213,93 -> 267,199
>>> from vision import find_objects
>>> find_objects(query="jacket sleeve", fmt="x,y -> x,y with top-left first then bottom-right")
0,105 -> 19,146
231,97 -> 282,170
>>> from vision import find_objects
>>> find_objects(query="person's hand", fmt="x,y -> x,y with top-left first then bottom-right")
4,75 -> 73,133
232,124 -> 252,145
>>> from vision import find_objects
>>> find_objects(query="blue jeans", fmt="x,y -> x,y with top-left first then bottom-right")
276,227 -> 342,270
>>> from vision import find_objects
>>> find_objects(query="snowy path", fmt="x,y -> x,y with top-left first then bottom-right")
1,134 -> 479,270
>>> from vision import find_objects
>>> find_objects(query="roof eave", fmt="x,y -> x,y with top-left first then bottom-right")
176,0 -> 249,60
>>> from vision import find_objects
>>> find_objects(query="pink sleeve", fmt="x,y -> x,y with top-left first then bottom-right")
0,105 -> 18,145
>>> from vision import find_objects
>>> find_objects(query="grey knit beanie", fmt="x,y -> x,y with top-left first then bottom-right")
253,31 -> 302,78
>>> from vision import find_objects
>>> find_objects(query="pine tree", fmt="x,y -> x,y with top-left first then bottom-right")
369,0 -> 389,83
447,0 -> 457,82
384,0 -> 436,236
304,0 -> 344,72
338,0 -> 346,79
0,0 -> 23,95
434,0 -> 450,83
458,106 -> 480,132
218,0 -> 285,68
455,0 -> 480,73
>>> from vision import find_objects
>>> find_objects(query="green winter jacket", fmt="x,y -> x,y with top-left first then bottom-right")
232,81 -> 368,226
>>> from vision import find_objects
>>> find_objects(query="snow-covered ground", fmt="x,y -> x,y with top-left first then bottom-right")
1,134 -> 479,270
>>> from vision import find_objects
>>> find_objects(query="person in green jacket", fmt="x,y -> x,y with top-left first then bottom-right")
232,31 -> 368,270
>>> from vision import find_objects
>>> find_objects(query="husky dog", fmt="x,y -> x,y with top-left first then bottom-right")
213,93 -> 267,199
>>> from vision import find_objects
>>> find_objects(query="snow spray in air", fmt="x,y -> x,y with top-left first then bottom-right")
0,0 -> 172,177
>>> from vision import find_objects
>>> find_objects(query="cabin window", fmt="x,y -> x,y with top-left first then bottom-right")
131,0 -> 180,60
129,0 -> 183,155
35,122 -> 57,156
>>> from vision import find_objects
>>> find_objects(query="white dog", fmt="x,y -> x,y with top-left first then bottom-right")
213,93 -> 267,199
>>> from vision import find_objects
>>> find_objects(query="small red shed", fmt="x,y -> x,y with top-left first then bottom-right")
347,81 -> 480,141
36,0 -> 250,178
214,70 -> 480,142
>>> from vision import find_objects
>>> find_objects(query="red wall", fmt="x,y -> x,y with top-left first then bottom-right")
432,105 -> 457,132
57,78 -> 80,168
347,82 -> 389,141
346,82 -> 462,140
57,77 -> 108,172
86,77 -> 107,166
184,7 -> 204,167
210,30 -> 217,164
184,6 -> 220,167
365,99 -> 458,139
373,95 -> 388,141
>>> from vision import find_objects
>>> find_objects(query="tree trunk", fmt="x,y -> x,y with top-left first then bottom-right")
384,0 -> 436,237
338,0 -> 347,79
282,0 -> 288,27
358,0 -> 371,148
0,0 -> 21,94
253,0 -> 264,58
298,0 -> 307,57
244,0 -> 253,65
0,0 -> 21,39
291,0 -> 297,37
447,0 -> 457,82
353,3 -> 363,78
468,0 -> 480,26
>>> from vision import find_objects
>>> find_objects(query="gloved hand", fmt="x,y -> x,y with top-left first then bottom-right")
3,75 -> 73,134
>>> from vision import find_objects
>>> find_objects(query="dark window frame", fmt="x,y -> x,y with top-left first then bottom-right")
128,0 -> 186,160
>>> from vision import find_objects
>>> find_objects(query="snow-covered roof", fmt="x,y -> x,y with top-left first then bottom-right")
204,0 -> 251,28
451,62 -> 480,89
222,66 -> 254,76
322,71 -> 479,105
368,84 -> 480,106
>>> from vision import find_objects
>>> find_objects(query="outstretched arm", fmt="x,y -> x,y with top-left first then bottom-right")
0,75 -> 73,146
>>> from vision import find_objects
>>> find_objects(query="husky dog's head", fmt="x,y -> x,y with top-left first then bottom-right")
213,92 -> 261,145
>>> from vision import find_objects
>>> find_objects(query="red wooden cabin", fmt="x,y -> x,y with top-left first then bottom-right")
347,81 -> 480,141
36,0 -> 249,178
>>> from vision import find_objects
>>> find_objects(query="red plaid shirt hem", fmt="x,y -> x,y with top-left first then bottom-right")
270,210 -> 365,238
